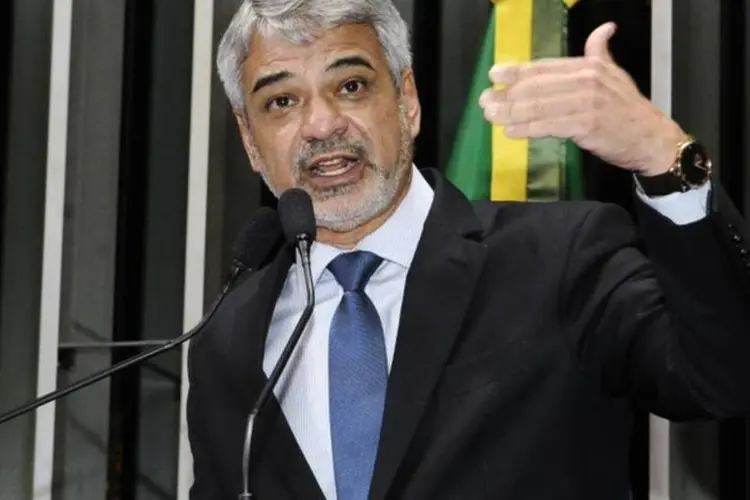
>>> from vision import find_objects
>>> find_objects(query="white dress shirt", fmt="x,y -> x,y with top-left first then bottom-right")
263,166 -> 710,499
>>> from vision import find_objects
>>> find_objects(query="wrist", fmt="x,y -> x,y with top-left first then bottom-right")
639,127 -> 690,177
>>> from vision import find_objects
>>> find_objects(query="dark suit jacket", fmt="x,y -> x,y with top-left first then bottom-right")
188,168 -> 750,500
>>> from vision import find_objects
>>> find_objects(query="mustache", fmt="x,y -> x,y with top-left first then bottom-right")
294,138 -> 370,172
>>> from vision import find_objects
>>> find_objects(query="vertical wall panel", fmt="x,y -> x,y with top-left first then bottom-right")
109,0 -> 151,496
670,0 -> 723,498
178,0 -> 215,498
0,0 -> 10,280
32,0 -> 73,498
0,0 -> 52,497
718,0 -> 747,498
135,0 -> 194,497
50,2 -> 127,498
745,0 -> 750,220
203,0 -> 264,301
649,0 -> 673,494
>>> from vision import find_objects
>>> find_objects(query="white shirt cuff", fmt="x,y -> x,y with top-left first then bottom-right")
635,181 -> 711,225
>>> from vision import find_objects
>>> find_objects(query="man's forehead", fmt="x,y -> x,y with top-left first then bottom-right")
244,23 -> 385,74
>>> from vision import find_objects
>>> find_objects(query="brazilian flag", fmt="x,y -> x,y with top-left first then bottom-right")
445,0 -> 583,202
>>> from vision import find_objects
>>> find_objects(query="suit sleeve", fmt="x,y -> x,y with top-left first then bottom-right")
560,180 -> 750,420
187,343 -> 225,500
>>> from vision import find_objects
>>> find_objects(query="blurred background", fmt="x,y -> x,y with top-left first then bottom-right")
0,0 -> 747,499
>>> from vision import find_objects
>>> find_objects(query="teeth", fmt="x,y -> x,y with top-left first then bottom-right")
316,163 -> 352,177
317,158 -> 347,167
312,158 -> 357,177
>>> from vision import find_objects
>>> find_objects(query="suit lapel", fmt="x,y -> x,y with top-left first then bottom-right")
231,244 -> 326,500
370,169 -> 488,500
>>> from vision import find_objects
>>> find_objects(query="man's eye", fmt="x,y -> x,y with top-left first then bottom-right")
341,78 -> 367,94
266,95 -> 294,111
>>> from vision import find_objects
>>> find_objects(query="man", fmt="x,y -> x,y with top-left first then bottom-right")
187,1 -> 750,499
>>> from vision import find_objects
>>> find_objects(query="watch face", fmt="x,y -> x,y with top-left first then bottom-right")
681,142 -> 711,185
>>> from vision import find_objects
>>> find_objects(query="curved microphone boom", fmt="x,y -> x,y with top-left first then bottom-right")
0,208 -> 282,426
240,188 -> 317,500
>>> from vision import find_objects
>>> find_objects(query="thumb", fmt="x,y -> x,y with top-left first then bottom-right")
584,22 -> 617,62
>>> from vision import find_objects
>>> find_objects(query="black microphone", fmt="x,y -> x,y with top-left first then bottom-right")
240,188 -> 317,500
0,208 -> 282,426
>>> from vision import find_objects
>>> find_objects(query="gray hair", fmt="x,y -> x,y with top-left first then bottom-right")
216,0 -> 412,111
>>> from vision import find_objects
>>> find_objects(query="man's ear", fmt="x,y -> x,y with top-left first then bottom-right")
399,67 -> 421,140
234,110 -> 261,173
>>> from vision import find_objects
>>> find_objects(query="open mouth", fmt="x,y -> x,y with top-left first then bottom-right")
308,153 -> 361,178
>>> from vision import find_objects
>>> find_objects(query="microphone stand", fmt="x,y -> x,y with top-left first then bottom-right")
0,264 -> 246,426
239,237 -> 315,500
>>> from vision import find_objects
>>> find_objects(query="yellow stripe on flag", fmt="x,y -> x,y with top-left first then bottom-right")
491,0 -> 533,201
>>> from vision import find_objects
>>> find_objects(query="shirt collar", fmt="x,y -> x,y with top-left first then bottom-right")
302,165 -> 434,284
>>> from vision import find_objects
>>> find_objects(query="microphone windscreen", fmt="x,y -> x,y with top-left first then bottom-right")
231,207 -> 282,269
278,188 -> 317,244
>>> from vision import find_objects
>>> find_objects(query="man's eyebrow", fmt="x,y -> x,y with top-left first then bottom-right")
326,56 -> 375,72
251,70 -> 293,94
250,57 -> 374,94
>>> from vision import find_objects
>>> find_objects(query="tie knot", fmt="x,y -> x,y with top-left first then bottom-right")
327,251 -> 383,292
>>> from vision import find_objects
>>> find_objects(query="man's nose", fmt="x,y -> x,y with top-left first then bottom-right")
300,95 -> 348,141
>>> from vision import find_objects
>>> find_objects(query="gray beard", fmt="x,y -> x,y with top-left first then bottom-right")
251,108 -> 413,233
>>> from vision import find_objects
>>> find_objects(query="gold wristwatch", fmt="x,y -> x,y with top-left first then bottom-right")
636,136 -> 712,196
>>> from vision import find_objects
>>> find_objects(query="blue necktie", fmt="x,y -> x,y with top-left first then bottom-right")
328,251 -> 387,500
